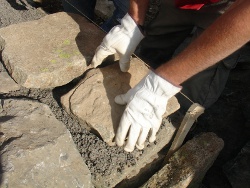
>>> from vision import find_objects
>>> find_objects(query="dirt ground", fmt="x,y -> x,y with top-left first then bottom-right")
1,0 -> 250,187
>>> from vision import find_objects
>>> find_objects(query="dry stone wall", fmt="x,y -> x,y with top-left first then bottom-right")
0,10 -> 225,188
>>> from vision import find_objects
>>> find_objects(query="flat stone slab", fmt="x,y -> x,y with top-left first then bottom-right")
61,58 -> 180,146
141,132 -> 224,188
0,99 -> 93,188
0,12 -> 105,88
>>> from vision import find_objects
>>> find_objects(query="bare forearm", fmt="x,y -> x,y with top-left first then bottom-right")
155,0 -> 250,86
129,0 -> 149,25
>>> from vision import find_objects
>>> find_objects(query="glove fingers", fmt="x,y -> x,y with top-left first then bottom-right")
119,55 -> 131,72
124,123 -> 141,152
149,131 -> 156,143
149,126 -> 159,143
91,45 -> 114,68
114,94 -> 128,105
115,111 -> 131,147
136,126 -> 150,150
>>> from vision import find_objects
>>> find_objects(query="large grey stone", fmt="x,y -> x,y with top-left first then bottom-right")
61,58 -> 180,146
0,12 -> 105,88
0,99 -> 93,188
141,132 -> 224,188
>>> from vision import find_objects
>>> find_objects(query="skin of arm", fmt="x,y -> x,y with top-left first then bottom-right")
128,0 -> 149,25
154,0 -> 250,86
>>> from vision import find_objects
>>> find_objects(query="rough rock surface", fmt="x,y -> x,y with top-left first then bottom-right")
0,99 -> 92,188
61,58 -> 180,145
0,12 -> 105,88
141,132 -> 224,188
0,0 -> 46,28
0,62 -> 21,93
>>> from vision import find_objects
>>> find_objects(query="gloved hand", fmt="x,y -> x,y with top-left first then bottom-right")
115,71 -> 181,152
91,13 -> 144,72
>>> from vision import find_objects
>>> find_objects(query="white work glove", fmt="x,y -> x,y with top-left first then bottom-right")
115,71 -> 181,152
91,13 -> 144,72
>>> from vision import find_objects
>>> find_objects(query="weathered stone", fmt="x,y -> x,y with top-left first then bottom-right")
0,99 -> 93,188
223,141 -> 250,188
141,132 -> 224,188
0,12 -> 105,88
61,58 -> 180,145
0,62 -> 21,93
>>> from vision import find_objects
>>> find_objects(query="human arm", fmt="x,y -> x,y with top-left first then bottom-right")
129,0 -> 149,25
155,0 -> 250,86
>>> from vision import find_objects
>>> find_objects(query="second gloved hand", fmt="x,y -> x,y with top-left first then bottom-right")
91,13 -> 144,72
115,71 -> 181,152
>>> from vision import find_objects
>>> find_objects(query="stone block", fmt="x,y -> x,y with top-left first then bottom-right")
0,12 -> 105,88
141,132 -> 224,188
0,99 -> 93,188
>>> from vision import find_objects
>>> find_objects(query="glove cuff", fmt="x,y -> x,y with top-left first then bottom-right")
146,71 -> 182,98
121,14 -> 145,39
